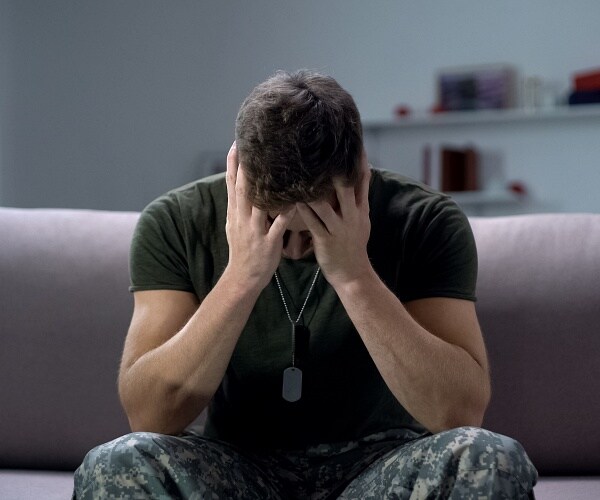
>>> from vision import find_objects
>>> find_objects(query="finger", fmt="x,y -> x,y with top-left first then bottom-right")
357,151 -> 372,208
269,205 -> 297,237
333,177 -> 356,219
250,205 -> 268,233
308,199 -> 340,233
297,202 -> 331,237
226,142 -> 238,213
235,164 -> 252,217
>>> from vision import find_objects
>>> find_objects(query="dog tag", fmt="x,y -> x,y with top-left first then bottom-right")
282,366 -> 302,402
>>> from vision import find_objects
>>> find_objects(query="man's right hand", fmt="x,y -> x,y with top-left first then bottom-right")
224,142 -> 296,291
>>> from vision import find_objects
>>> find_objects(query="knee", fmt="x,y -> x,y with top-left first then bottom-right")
447,427 -> 528,468
77,432 -> 166,474
74,432 -> 173,499
440,427 -> 537,484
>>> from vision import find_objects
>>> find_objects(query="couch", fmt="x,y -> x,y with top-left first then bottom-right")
1,207 -> 599,499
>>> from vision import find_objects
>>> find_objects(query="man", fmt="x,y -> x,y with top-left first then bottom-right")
74,70 -> 537,499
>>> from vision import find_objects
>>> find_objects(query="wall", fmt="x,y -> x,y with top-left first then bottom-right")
0,0 -> 15,203
2,0 -> 600,211
2,1 -> 230,210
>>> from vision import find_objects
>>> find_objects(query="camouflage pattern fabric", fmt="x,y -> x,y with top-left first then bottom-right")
73,426 -> 537,499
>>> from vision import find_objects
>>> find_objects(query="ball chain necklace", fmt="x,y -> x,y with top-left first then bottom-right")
274,266 -> 321,402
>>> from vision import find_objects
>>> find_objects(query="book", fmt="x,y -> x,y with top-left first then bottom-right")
568,90 -> 600,106
574,68 -> 600,92
437,64 -> 518,111
441,147 -> 479,192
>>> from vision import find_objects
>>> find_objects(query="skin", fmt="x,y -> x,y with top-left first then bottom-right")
119,142 -> 491,435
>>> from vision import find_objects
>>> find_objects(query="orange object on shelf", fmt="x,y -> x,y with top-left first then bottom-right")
573,68 -> 600,92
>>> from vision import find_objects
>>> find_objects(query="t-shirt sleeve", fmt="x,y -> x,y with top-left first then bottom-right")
129,195 -> 195,293
401,196 -> 478,302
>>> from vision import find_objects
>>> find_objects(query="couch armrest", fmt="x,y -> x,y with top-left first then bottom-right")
0,208 -> 139,470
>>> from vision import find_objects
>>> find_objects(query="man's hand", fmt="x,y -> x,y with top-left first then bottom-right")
296,152 -> 372,289
225,142 -> 296,291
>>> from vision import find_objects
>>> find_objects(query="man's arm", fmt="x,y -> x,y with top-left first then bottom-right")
297,155 -> 491,434
333,279 -> 490,433
119,143 -> 296,435
119,280 -> 261,435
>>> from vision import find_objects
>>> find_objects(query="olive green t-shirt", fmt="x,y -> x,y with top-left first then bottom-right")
129,168 -> 478,450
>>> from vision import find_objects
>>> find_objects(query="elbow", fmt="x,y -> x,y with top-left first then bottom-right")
438,410 -> 485,433
121,402 -> 158,434
430,411 -> 485,435
120,385 -> 210,436
126,414 -> 185,436
119,396 -> 172,435
430,391 -> 491,434
123,404 -> 195,436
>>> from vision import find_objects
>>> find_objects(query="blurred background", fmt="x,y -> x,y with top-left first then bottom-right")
1,0 -> 599,215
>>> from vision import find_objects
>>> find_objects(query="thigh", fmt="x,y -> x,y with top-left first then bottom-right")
338,427 -> 537,500
74,431 -> 285,500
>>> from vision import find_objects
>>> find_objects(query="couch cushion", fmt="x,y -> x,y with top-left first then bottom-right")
471,214 -> 600,475
0,208 -> 137,470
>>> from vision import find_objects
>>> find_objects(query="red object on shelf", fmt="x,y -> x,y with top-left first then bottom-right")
573,68 -> 600,92
430,103 -> 446,114
394,105 -> 412,118
507,181 -> 527,196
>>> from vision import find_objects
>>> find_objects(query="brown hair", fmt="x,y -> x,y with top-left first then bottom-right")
235,70 -> 363,210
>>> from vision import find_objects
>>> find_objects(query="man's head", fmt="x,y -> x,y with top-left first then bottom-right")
235,70 -> 363,211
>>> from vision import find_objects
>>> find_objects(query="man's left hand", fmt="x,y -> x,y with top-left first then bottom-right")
296,152 -> 372,289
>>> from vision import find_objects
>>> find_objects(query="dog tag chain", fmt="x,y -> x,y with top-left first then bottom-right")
274,267 -> 320,402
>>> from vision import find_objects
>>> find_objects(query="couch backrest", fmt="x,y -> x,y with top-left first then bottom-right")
471,214 -> 600,475
0,208 -> 137,470
1,209 -> 599,475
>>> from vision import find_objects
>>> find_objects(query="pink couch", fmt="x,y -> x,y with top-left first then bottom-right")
1,208 -> 599,499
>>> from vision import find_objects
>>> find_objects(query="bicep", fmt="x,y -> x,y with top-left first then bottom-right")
121,290 -> 200,372
404,297 -> 489,372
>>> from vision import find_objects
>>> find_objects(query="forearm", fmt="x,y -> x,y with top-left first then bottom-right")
119,268 -> 261,434
334,268 -> 490,433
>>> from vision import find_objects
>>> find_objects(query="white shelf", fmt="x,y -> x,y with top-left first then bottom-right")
363,104 -> 600,131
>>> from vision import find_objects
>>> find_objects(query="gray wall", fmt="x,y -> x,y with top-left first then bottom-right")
2,0 -> 600,211
0,0 -> 15,199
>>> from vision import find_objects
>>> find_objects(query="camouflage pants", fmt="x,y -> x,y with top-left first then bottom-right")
73,426 -> 537,499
